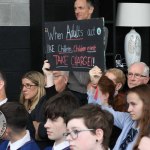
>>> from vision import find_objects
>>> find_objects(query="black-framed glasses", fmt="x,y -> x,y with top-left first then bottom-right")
63,129 -> 94,140
127,73 -> 147,79
21,84 -> 37,89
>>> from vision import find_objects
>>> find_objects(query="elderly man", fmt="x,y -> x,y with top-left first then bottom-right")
127,62 -> 149,88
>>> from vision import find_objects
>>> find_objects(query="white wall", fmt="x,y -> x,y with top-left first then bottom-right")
0,0 -> 29,26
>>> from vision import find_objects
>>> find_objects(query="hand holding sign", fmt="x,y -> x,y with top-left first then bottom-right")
44,18 -> 105,71
89,66 -> 102,86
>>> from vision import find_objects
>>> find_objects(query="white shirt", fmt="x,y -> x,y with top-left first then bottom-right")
7,130 -> 31,150
53,141 -> 69,150
0,98 -> 7,106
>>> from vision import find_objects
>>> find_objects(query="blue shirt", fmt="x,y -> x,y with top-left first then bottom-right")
87,91 -> 102,105
102,105 -> 139,150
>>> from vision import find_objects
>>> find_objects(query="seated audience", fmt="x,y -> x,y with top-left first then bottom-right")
0,102 -> 40,150
65,103 -> 114,150
32,61 -> 70,142
44,91 -> 80,150
88,66 -> 127,111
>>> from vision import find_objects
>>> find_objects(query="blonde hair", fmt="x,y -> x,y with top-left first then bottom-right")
105,68 -> 126,86
20,71 -> 46,112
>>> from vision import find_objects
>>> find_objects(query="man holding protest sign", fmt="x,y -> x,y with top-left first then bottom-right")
68,0 -> 108,105
44,0 -> 108,105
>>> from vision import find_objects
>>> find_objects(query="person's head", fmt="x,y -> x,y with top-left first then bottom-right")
105,68 -> 126,93
97,75 -> 115,106
0,70 -> 7,100
44,91 -> 79,145
65,104 -> 114,150
138,136 -> 150,150
0,102 -> 28,141
0,70 -> 6,90
127,84 -> 150,149
20,71 -> 45,112
53,71 -> 69,92
127,62 -> 149,88
74,0 -> 94,20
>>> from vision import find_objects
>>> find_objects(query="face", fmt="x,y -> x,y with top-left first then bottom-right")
67,118 -> 98,150
138,136 -> 150,150
22,78 -> 38,100
127,92 -> 143,121
44,117 -> 66,145
127,64 -> 149,88
74,0 -> 94,20
53,71 -> 68,93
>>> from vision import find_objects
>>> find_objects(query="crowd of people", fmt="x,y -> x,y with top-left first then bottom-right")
0,0 -> 150,150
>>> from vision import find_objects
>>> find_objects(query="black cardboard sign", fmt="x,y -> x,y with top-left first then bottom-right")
44,18 -> 105,71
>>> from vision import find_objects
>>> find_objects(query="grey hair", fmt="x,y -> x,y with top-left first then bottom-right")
61,71 -> 69,77
129,62 -> 149,77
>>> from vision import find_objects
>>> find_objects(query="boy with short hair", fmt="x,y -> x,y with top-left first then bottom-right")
0,102 -> 40,150
44,91 -> 80,150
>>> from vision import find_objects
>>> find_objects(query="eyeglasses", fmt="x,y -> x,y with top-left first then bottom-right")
127,73 -> 147,79
21,84 -> 37,89
63,129 -> 94,140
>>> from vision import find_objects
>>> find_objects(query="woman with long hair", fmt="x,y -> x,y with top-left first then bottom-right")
102,84 -> 150,150
20,71 -> 45,113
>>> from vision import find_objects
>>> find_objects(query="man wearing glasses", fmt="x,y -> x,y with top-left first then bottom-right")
127,62 -> 149,89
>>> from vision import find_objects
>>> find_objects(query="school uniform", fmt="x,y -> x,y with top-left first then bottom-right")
0,98 -> 8,106
44,141 -> 70,150
102,105 -> 139,150
0,130 -> 40,150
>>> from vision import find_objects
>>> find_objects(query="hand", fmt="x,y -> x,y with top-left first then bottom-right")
42,60 -> 52,76
42,60 -> 54,87
89,66 -> 102,86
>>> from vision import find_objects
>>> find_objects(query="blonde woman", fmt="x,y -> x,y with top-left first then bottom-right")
20,71 -> 45,113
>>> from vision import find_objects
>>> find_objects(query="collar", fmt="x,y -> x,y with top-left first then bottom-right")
8,130 -> 31,150
132,121 -> 139,132
0,98 -> 8,106
53,141 -> 69,150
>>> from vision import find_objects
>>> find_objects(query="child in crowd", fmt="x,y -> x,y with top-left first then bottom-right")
44,91 -> 80,150
65,104 -> 114,150
0,102 -> 40,150
101,84 -> 150,150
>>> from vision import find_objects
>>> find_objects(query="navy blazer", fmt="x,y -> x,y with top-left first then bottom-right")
0,140 -> 40,150
44,146 -> 70,150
